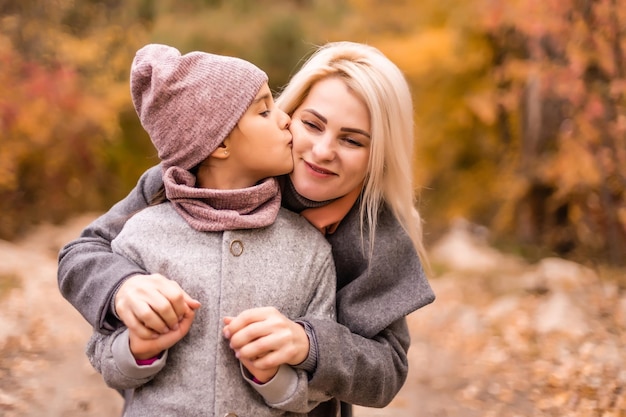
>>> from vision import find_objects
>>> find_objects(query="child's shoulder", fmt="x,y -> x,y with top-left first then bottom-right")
275,207 -> 318,231
272,208 -> 330,246
124,202 -> 183,231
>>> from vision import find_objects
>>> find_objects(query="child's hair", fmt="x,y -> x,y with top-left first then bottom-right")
277,41 -> 427,265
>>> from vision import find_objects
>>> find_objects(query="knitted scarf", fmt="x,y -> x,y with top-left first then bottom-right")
279,176 -> 362,236
300,186 -> 362,235
163,166 -> 281,232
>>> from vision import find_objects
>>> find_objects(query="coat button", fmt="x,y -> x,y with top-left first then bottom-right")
230,240 -> 244,257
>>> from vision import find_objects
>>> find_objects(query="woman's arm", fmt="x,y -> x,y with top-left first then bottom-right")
304,316 -> 411,408
57,165 -> 163,332
304,204 -> 435,407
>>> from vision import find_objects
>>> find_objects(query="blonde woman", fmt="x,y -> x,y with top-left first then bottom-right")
58,41 -> 435,417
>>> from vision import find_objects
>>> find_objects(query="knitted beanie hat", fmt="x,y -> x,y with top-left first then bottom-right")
131,44 -> 268,170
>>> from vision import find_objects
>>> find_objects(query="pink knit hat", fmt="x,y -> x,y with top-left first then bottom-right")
131,44 -> 268,170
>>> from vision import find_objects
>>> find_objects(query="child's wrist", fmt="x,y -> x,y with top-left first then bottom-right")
251,375 -> 265,385
135,351 -> 164,365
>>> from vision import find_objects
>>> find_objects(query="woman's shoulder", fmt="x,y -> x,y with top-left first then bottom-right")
376,203 -> 408,235
332,202 -> 408,243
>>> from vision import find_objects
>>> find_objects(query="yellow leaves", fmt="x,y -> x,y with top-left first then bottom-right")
0,1 -> 157,239
464,89 -> 498,125
53,32 -> 103,71
543,136 -> 602,193
376,29 -> 471,78
14,98 -> 54,147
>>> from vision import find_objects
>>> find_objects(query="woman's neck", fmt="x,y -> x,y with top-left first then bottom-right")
278,175 -> 333,213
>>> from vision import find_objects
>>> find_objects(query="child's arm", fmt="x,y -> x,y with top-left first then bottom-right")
115,273 -> 200,339
224,249 -> 336,413
86,305 -> 198,390
86,327 -> 167,390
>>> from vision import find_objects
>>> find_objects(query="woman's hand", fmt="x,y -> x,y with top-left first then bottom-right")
129,303 -> 198,360
115,273 -> 201,338
222,307 -> 309,369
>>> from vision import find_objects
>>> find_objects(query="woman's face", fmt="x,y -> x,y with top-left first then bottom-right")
289,77 -> 371,202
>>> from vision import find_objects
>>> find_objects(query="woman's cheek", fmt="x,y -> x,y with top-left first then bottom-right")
289,124 -> 308,153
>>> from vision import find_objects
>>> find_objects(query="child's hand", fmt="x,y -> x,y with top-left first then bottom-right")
115,273 -> 201,338
129,302 -> 199,360
222,307 -> 309,369
223,316 -> 279,383
239,355 -> 279,384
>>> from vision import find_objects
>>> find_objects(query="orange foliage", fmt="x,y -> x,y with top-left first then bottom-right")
0,40 -> 117,237
483,0 -> 626,264
348,0 -> 625,265
0,0 -> 155,239
2,0 -> 623,265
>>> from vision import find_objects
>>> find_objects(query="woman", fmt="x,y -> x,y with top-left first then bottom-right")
58,41 -> 435,417
86,43 -> 336,416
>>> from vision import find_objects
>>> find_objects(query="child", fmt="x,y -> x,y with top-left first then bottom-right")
85,44 -> 336,416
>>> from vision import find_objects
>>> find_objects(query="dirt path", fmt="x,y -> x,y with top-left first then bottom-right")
0,214 -> 124,416
0,216 -> 624,416
357,223 -> 626,416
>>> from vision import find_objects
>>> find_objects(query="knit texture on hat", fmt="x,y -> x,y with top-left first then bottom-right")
131,44 -> 268,171
164,166 -> 281,231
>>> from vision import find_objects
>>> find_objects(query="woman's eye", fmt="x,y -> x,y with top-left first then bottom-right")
343,137 -> 364,147
302,120 -> 321,131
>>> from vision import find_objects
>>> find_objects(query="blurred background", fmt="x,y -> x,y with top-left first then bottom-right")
2,0 -> 625,268
1,1 -> 625,416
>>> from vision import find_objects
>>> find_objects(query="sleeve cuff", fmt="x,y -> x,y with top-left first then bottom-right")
102,275 -> 134,331
111,329 -> 168,379
241,363 -> 298,405
292,319 -> 317,374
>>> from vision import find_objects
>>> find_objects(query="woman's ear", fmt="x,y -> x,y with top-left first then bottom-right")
211,138 -> 230,159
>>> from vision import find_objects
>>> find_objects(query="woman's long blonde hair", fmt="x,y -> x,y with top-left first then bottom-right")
277,41 -> 427,264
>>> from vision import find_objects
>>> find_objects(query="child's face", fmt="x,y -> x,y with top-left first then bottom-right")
228,83 -> 293,182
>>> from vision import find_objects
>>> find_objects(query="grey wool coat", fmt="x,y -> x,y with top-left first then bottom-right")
86,203 -> 336,417
58,165 -> 436,417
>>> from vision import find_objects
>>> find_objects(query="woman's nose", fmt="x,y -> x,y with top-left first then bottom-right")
311,134 -> 336,161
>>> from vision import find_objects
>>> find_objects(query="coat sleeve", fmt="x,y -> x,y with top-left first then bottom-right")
304,205 -> 436,408
57,165 -> 163,333
305,316 -> 410,408
247,243 -> 336,413
86,327 -> 167,390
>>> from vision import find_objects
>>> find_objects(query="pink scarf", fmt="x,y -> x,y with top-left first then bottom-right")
163,166 -> 281,232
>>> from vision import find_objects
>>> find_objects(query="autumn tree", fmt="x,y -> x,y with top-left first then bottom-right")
483,0 -> 626,265
348,0 -> 625,265
0,0 -> 155,239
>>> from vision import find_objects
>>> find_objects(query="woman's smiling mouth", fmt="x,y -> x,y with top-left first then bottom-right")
304,161 -> 336,176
